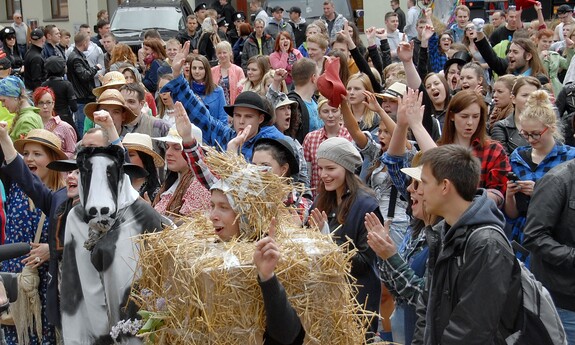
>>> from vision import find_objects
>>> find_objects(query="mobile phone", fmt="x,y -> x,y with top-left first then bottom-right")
507,171 -> 519,182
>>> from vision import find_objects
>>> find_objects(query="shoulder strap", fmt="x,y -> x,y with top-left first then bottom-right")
34,213 -> 45,244
463,224 -> 510,265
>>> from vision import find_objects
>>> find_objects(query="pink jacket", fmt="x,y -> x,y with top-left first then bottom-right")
269,49 -> 303,85
211,64 -> 245,105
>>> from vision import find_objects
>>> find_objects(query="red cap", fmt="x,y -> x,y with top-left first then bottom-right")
316,57 -> 347,108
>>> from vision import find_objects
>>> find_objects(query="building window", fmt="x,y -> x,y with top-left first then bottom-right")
5,0 -> 22,21
51,0 -> 68,19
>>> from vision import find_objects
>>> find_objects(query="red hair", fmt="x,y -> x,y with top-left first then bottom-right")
274,31 -> 294,52
33,87 -> 56,117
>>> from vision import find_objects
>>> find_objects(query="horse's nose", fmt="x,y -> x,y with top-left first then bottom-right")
101,207 -> 110,215
89,207 -> 98,216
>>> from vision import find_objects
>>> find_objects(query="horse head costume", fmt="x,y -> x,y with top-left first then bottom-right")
60,145 -> 163,344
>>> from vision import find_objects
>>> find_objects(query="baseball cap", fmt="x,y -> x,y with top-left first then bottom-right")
557,4 -> 573,15
30,28 -> 44,40
271,6 -> 284,13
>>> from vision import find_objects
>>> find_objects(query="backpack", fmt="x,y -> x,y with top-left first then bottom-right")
462,225 -> 568,345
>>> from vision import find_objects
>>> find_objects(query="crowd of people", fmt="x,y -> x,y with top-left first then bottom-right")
0,0 -> 572,344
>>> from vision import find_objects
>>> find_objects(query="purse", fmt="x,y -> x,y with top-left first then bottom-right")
0,212 -> 45,345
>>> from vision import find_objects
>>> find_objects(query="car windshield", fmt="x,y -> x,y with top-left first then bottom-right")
265,0 -> 351,21
111,7 -> 184,32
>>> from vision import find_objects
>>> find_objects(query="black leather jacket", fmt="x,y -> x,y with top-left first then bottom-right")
23,44 -> 45,90
523,160 -> 575,312
66,47 -> 98,102
415,190 -> 518,345
490,113 -> 529,155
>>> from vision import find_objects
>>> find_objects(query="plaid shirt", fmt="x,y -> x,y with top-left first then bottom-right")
303,126 -> 352,197
182,139 -> 218,190
471,139 -> 511,195
44,115 -> 77,158
377,229 -> 427,306
162,74 -> 284,161
507,144 -> 575,252
428,33 -> 448,73
381,152 -> 414,203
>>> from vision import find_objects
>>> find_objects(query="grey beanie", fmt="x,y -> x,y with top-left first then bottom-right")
316,137 -> 362,173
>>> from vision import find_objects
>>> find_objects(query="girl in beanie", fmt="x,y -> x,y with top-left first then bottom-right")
310,136 -> 383,338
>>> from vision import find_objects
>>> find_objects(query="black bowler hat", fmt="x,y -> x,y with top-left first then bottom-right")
255,137 -> 300,175
443,51 -> 472,74
224,91 -> 273,123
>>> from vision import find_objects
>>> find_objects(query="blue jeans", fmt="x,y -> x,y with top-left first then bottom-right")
558,308 -> 575,345
390,303 -> 405,345
74,103 -> 86,139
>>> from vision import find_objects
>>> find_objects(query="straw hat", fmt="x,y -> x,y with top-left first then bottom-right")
153,126 -> 203,145
122,133 -> 165,168
92,71 -> 127,97
84,89 -> 137,124
14,129 -> 68,161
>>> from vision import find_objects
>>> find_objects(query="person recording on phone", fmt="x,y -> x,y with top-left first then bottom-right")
503,90 -> 575,264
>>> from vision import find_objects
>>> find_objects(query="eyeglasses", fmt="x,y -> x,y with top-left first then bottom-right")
465,27 -> 475,31
14,16 -> 21,19
38,101 -> 54,107
519,126 -> 549,140
440,37 -> 452,42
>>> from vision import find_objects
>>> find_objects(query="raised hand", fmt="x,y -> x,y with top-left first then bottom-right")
397,41 -> 414,63
534,1 -> 542,11
226,124 -> 251,153
403,88 -> 425,127
310,208 -> 328,234
171,41 -> 190,77
364,212 -> 396,259
362,91 -> 384,113
421,24 -> 434,42
174,101 -> 193,143
93,110 -> 114,130
253,217 -> 280,282
374,28 -> 388,41
366,27 -> 377,46
0,121 -> 9,139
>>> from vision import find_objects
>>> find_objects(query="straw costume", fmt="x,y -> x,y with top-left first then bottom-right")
133,148 -> 374,344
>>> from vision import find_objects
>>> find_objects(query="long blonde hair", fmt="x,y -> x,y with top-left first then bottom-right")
347,73 -> 377,129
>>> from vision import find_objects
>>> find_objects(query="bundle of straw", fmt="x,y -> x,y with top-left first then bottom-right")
132,150 -> 375,344
133,219 -> 372,344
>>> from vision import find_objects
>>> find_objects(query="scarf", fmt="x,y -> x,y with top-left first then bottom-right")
489,104 -> 514,129
192,81 -> 206,95
155,170 -> 196,216
143,53 -> 156,66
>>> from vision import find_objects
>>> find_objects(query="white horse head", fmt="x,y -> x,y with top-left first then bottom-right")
76,146 -> 126,230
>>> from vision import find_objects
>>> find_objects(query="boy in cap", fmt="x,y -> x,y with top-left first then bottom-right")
265,6 -> 295,41
288,7 -> 307,47
161,42 -> 284,161
23,28 -> 46,90
227,11 -> 246,46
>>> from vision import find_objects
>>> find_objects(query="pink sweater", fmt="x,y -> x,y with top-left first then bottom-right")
269,49 -> 303,85
211,63 -> 245,105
